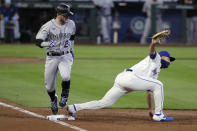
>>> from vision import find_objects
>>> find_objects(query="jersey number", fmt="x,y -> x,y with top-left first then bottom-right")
63,40 -> 69,48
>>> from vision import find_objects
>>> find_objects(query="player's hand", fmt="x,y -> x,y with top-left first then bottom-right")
49,40 -> 56,47
152,39 -> 160,45
149,110 -> 154,120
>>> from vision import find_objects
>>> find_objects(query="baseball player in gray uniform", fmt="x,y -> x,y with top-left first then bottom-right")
140,0 -> 163,44
36,3 -> 76,115
93,0 -> 114,43
67,33 -> 175,122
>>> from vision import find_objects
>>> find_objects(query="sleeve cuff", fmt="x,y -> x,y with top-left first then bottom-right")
149,52 -> 157,59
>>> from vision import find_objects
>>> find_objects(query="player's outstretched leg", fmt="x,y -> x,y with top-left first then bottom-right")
48,90 -> 58,115
67,85 -> 127,120
59,80 -> 70,108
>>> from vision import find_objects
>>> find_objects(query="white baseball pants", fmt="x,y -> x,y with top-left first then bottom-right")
75,70 -> 164,114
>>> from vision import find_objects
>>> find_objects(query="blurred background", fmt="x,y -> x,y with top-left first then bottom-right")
0,0 -> 197,44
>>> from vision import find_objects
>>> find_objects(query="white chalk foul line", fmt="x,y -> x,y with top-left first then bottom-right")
0,102 -> 87,131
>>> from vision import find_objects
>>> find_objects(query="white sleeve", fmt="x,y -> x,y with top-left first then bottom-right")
153,52 -> 161,64
149,52 -> 160,61
72,22 -> 76,35
36,24 -> 49,40
70,21 -> 76,52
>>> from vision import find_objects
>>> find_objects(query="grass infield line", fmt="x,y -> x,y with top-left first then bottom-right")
0,101 -> 87,131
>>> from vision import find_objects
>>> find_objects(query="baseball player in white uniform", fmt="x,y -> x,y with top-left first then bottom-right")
36,3 -> 76,115
67,39 -> 175,122
140,0 -> 163,44
93,0 -> 114,43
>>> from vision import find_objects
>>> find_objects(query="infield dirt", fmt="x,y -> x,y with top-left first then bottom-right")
0,99 -> 197,131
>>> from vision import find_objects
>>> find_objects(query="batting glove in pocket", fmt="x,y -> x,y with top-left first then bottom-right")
49,40 -> 56,47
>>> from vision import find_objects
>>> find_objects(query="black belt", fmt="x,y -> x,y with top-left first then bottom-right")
126,69 -> 133,72
47,51 -> 72,56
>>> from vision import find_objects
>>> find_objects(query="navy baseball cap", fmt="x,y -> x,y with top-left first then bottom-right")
159,51 -> 175,62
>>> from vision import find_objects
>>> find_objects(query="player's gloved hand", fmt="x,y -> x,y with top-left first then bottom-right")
152,29 -> 171,43
12,16 -> 17,21
49,40 -> 56,47
4,16 -> 9,22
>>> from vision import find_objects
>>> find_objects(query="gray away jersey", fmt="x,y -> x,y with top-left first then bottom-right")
36,19 -> 76,52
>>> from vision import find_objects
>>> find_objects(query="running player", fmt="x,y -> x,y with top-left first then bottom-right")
36,3 -> 76,115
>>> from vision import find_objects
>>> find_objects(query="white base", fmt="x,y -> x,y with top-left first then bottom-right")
47,114 -> 75,121
47,115 -> 68,120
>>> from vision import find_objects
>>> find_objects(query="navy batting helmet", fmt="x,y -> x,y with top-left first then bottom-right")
56,3 -> 74,17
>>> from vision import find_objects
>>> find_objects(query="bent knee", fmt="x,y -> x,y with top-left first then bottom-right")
153,81 -> 163,92
61,75 -> 70,81
46,87 -> 55,92
45,84 -> 55,92
157,81 -> 163,88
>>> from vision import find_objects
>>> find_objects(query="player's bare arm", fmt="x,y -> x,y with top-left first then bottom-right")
147,91 -> 154,119
149,40 -> 160,56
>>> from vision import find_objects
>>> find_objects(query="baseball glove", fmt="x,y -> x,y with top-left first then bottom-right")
152,30 -> 171,43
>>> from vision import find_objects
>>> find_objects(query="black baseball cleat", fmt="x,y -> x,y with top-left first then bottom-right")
59,97 -> 68,108
51,95 -> 58,115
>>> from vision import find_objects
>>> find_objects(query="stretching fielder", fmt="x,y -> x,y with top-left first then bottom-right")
67,30 -> 175,122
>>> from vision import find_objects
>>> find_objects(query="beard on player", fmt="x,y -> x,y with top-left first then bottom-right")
56,14 -> 68,25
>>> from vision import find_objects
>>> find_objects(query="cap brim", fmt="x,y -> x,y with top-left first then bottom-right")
170,57 -> 175,62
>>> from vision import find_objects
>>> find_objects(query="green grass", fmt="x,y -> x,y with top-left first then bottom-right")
0,44 -> 197,109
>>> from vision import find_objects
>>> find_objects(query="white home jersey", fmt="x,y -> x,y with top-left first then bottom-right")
36,19 -> 76,53
130,52 -> 161,79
